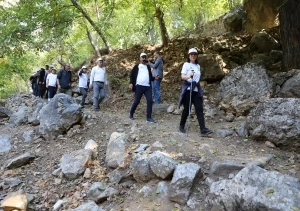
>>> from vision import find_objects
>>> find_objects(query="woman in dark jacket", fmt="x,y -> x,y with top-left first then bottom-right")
178,48 -> 212,135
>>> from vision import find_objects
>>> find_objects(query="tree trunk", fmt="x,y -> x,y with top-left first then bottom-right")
70,0 -> 112,52
85,27 -> 101,57
155,6 -> 169,47
279,0 -> 300,71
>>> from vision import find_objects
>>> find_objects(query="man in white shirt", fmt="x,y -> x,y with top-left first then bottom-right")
78,66 -> 89,108
129,53 -> 156,123
89,58 -> 107,111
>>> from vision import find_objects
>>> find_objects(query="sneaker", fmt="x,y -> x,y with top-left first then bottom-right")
94,108 -> 100,112
146,118 -> 156,123
178,126 -> 186,133
129,115 -> 134,120
201,128 -> 213,135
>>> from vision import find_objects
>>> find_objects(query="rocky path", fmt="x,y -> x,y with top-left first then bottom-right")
0,103 -> 299,210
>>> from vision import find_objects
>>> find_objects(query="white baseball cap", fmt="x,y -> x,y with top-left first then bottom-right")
140,53 -> 147,57
188,48 -> 198,54
97,58 -> 103,61
82,65 -> 87,69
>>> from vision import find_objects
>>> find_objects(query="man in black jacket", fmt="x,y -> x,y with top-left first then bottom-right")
57,63 -> 72,96
129,53 -> 156,123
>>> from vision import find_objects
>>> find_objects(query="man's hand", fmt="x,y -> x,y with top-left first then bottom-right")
155,76 -> 160,80
129,84 -> 133,90
58,84 -> 61,89
89,84 -> 93,90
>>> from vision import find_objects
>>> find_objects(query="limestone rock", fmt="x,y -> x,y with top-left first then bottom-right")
209,161 -> 245,180
71,201 -> 105,211
198,54 -> 224,82
215,129 -> 234,138
61,149 -> 92,180
84,139 -> 98,158
0,135 -> 11,153
88,182 -> 119,203
132,153 -> 156,183
38,93 -> 82,138
217,63 -> 273,115
149,151 -> 177,179
169,163 -> 202,205
251,31 -> 280,53
0,106 -> 12,118
1,192 -> 28,211
22,130 -> 34,142
206,165 -> 300,210
6,152 -> 35,169
279,72 -> 300,98
105,132 -> 128,168
247,98 -> 300,149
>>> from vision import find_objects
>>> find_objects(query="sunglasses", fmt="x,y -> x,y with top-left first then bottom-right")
141,56 -> 147,59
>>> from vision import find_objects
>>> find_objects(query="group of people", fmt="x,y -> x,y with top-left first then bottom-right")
128,48 -> 212,135
30,63 -> 73,101
30,48 -> 212,135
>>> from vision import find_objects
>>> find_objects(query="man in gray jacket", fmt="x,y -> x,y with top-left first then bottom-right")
149,51 -> 163,104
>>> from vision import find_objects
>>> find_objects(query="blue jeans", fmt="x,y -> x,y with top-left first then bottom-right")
130,85 -> 153,119
80,87 -> 88,106
93,82 -> 105,109
152,78 -> 162,104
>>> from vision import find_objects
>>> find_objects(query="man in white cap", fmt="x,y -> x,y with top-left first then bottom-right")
129,52 -> 156,123
78,65 -> 89,108
89,58 -> 107,111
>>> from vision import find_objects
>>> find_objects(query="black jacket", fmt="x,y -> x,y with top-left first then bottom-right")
57,69 -> 72,89
129,64 -> 154,92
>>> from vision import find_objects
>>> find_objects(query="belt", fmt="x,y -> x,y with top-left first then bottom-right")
94,81 -> 104,84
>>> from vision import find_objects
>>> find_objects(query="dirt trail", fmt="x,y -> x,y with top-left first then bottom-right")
0,99 -> 299,210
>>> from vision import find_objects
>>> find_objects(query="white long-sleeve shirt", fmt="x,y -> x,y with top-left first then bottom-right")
78,72 -> 88,88
90,65 -> 107,85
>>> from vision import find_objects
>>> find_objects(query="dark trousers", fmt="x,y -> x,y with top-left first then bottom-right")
80,87 -> 88,106
180,90 -> 206,131
47,86 -> 57,99
130,85 -> 153,119
39,83 -> 46,98
32,82 -> 38,96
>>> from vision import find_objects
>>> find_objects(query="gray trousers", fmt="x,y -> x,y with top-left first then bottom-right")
93,81 -> 105,109
80,87 -> 88,106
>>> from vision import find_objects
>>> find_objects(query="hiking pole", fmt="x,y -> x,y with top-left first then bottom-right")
186,72 -> 194,137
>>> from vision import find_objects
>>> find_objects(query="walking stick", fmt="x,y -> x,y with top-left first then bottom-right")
186,80 -> 193,137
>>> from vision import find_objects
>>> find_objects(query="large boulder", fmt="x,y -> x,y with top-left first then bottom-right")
279,72 -> 300,98
61,149 -> 92,180
198,54 -> 225,82
223,7 -> 245,33
247,98 -> 300,149
250,31 -> 280,53
28,102 -> 44,126
206,165 -> 300,210
169,163 -> 202,205
39,93 -> 82,138
0,135 -> 11,153
217,63 -> 273,115
105,132 -> 128,168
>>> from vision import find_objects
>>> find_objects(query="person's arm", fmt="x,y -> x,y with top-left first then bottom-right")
129,65 -> 137,90
181,63 -> 194,81
104,69 -> 108,85
149,56 -> 162,69
89,68 -> 95,89
56,70 -> 61,89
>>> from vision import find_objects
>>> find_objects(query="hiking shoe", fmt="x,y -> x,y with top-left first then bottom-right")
146,118 -> 156,123
178,126 -> 186,133
129,115 -> 134,120
94,108 -> 100,112
201,128 -> 213,135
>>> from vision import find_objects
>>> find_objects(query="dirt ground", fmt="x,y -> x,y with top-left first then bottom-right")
0,90 -> 299,210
